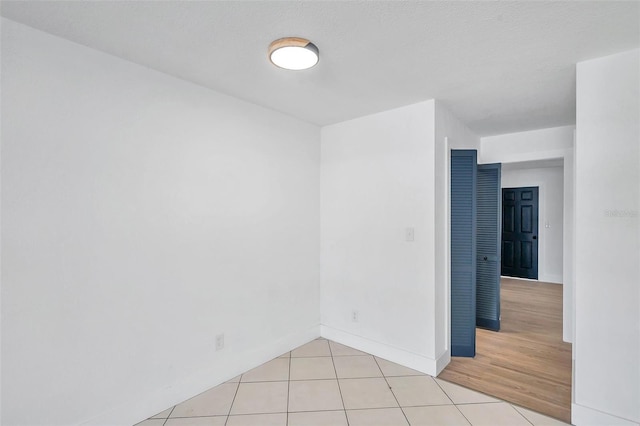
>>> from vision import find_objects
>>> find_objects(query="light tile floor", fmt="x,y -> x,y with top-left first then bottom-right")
136,338 -> 570,426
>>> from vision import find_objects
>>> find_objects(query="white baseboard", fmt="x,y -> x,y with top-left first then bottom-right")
572,403 -> 639,426
320,325 -> 442,376
542,274 -> 563,284
435,350 -> 451,376
82,324 -> 321,426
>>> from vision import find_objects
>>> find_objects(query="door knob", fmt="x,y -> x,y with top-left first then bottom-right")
483,256 -> 488,261
532,236 -> 537,240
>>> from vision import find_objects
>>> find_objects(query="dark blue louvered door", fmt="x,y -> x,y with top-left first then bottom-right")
450,150 -> 477,357
476,164 -> 501,331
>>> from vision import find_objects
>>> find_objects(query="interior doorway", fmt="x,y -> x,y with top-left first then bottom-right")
440,277 -> 572,422
501,186 -> 539,279
445,157 -> 572,422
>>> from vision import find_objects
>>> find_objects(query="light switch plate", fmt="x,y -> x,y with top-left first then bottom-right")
216,334 -> 224,351
405,227 -> 415,242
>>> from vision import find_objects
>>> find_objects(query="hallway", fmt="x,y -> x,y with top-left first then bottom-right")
439,278 -> 572,423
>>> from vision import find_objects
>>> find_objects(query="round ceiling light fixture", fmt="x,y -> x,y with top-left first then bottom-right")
268,37 -> 319,70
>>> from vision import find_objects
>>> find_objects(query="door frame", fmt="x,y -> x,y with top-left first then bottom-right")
442,136 -> 575,413
503,180 -> 549,284
501,185 -> 540,280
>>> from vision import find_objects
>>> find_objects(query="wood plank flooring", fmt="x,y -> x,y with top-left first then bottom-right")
438,278 -> 572,423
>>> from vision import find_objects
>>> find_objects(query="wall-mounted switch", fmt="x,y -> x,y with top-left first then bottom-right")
405,227 -> 415,242
216,334 -> 224,351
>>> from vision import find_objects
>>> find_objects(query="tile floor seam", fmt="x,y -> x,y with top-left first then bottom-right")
242,377 -> 339,383
343,406 -> 403,412
372,356 -> 410,425
452,403 -> 473,426
163,403 -> 505,418
336,399 -> 398,410
382,374 -> 425,378
432,376 -> 456,406
143,339 -> 570,426
394,403 -> 473,409
511,404 -> 543,426
520,406 -> 569,426
167,414 -> 228,419
228,411 -> 287,416
328,342 -> 350,426
160,406 -> 175,426
454,401 -> 504,406
332,354 -> 371,357
223,376 -> 241,426
433,375 -> 474,425
289,355 -> 332,358
434,377 -> 502,403
458,402 -> 541,426
337,375 -> 414,381
289,407 -> 410,413
511,404 -> 536,426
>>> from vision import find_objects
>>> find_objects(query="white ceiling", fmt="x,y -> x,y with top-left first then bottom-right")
1,1 -> 638,136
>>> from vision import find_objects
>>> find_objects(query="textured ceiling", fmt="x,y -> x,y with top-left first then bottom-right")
1,1 -> 638,136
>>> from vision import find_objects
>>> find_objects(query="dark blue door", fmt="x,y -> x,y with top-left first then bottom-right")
450,150 -> 477,357
501,187 -> 539,279
476,164 -> 501,331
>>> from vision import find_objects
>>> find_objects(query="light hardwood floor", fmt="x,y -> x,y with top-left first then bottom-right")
438,278 -> 572,423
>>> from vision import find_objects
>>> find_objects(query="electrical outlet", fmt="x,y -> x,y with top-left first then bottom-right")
215,334 -> 224,351
352,310 -> 359,322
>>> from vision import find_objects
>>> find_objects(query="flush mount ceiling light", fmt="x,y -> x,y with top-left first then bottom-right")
268,37 -> 319,70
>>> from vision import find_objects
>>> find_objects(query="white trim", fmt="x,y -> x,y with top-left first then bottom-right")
572,403 -> 640,426
435,350 -> 451,376
444,137 -> 452,372
456,137 -> 575,418
501,179 -> 554,286
320,325 -> 440,376
82,325 -> 321,426
542,274 -> 563,284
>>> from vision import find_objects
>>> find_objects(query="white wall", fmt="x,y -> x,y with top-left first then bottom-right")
573,49 -> 639,425
1,19 -> 321,426
501,165 -> 564,284
481,126 -> 575,343
320,101 -> 441,374
481,126 -> 574,164
434,102 -> 480,372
